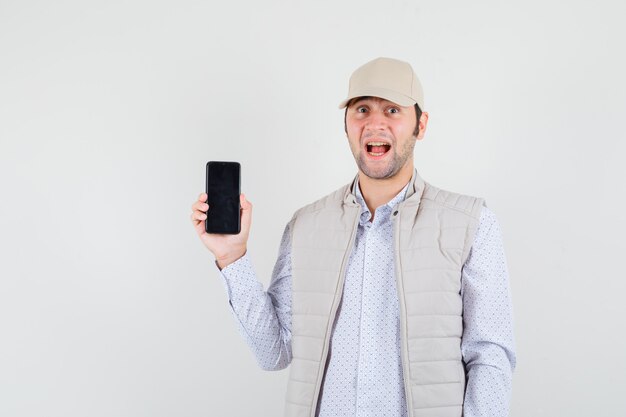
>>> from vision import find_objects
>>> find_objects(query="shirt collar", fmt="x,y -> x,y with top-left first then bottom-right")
354,178 -> 411,224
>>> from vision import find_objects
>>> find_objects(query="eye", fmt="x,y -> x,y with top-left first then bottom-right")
356,106 -> 367,113
388,107 -> 399,114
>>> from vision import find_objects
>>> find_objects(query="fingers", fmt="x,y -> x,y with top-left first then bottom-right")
240,193 -> 252,231
191,199 -> 209,213
191,192 -> 252,232
191,193 -> 209,229
240,193 -> 252,209
192,214 -> 206,236
191,210 -> 207,223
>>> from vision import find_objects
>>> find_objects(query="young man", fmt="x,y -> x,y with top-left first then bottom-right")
190,57 -> 516,417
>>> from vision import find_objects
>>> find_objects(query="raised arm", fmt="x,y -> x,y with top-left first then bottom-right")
190,191 -> 293,370
217,223 -> 293,370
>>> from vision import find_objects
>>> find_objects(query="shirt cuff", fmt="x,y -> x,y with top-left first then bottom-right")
214,251 -> 249,274
215,253 -> 259,303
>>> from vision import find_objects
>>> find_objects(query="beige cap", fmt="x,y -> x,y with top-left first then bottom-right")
338,57 -> 424,110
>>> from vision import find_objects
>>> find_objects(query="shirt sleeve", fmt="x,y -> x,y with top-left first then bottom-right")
216,222 -> 293,371
461,204 -> 517,417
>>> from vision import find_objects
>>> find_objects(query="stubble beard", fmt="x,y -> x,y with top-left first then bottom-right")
354,137 -> 416,180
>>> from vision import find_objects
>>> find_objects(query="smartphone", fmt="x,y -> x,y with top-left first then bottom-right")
205,161 -> 241,234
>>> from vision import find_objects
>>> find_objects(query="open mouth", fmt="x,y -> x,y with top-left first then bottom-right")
366,141 -> 391,157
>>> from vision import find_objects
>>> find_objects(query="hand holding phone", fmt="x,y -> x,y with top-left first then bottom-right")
190,161 -> 252,269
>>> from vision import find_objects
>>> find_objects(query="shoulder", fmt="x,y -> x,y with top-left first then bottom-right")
285,180 -> 353,239
285,180 -> 355,244
478,204 -> 498,225
474,204 -> 503,245
421,181 -> 485,221
289,181 -> 352,220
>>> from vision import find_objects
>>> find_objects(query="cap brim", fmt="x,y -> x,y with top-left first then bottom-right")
338,86 -> 417,109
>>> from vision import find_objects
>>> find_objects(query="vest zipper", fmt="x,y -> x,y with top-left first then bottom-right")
310,204 -> 361,417
393,206 -> 413,417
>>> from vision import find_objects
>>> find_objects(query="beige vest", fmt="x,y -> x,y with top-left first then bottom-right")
284,170 -> 484,417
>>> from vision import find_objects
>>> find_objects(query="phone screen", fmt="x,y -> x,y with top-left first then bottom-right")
205,161 -> 241,234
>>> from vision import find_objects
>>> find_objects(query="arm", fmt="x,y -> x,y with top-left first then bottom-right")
217,222 -> 293,371
190,192 -> 293,371
461,205 -> 517,416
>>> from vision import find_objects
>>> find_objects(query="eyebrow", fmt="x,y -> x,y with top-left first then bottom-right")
350,97 -> 405,110
349,97 -> 380,108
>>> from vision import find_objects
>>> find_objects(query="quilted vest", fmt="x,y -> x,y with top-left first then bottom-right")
284,169 -> 484,417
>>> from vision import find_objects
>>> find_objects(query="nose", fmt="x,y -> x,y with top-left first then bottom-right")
365,109 -> 387,131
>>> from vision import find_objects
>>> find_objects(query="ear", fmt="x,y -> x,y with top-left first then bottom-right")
416,111 -> 429,140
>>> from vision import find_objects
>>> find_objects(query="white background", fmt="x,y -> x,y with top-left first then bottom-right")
1,0 -> 625,416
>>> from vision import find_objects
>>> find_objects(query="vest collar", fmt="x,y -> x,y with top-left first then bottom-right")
342,168 -> 426,208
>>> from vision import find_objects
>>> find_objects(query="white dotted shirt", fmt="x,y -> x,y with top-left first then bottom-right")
218,180 -> 516,416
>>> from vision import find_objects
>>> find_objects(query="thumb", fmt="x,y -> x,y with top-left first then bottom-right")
240,193 -> 252,231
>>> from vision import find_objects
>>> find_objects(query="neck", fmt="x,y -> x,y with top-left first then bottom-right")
358,161 -> 414,215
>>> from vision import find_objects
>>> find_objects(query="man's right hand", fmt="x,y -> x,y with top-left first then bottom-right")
190,192 -> 252,269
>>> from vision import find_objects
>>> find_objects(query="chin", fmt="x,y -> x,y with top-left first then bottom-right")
359,163 -> 397,180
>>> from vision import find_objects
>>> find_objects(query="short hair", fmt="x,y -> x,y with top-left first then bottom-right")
343,97 -> 423,137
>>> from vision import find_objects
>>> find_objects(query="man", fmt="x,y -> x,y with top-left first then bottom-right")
190,57 -> 516,417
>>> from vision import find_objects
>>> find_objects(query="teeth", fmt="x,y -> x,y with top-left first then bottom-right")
367,141 -> 389,146
368,152 -> 385,156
